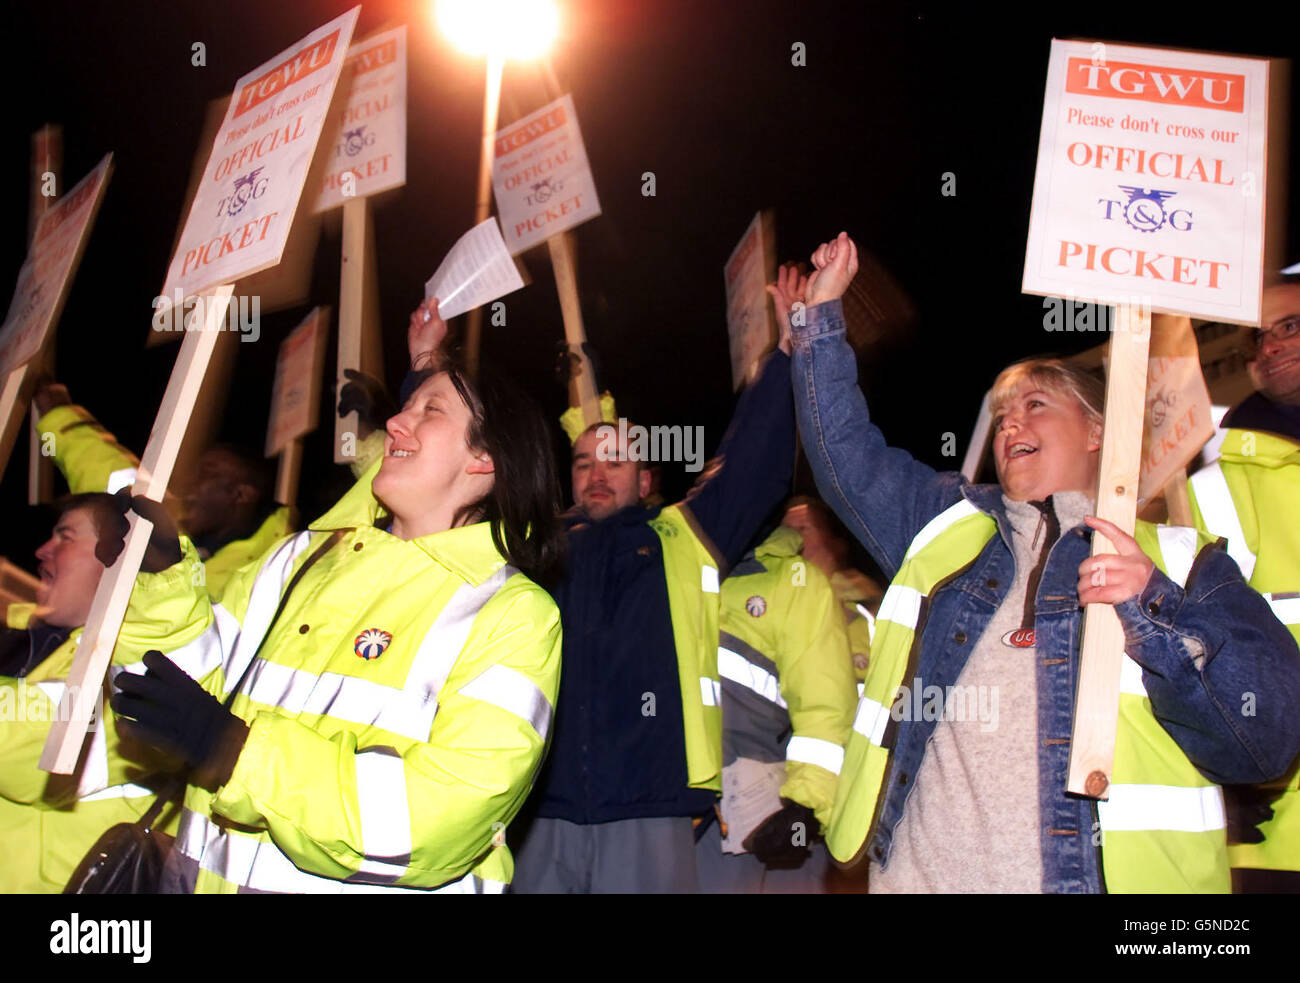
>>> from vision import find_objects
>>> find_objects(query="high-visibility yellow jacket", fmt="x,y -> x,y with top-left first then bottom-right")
717,526 -> 856,828
0,569 -> 213,893
829,503 -> 1243,893
131,462 -> 563,893
831,568 -> 881,689
37,403 -> 292,599
649,505 -> 726,792
1189,426 -> 1300,872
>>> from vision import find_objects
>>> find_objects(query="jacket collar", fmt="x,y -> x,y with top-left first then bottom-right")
755,525 -> 802,561
310,458 -> 507,586
1221,391 -> 1300,443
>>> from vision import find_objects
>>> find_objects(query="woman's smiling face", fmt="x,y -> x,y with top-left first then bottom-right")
373,371 -> 494,539
992,382 -> 1102,502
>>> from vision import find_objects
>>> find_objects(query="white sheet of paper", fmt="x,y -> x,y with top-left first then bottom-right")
423,219 -> 525,320
720,757 -> 787,855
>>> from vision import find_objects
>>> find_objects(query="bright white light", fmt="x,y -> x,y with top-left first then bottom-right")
435,0 -> 560,60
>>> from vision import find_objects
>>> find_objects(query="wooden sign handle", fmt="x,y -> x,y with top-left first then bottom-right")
548,231 -> 601,428
1163,467 -> 1193,527
276,437 -> 303,510
27,125 -> 61,507
1066,303 -> 1151,799
334,198 -> 381,464
961,389 -> 993,482
40,286 -> 234,774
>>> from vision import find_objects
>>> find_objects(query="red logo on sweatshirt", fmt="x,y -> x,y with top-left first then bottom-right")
1001,628 -> 1035,648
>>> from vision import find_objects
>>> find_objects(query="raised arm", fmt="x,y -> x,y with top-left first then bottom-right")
789,233 -> 959,579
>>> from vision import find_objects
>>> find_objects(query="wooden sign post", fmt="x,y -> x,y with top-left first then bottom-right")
314,27 -> 407,464
961,390 -> 993,483
334,197 -> 383,463
548,231 -> 601,425
27,125 -> 61,506
0,154 -> 113,482
40,8 -> 360,773
41,286 -> 233,772
465,52 -> 506,380
1022,40 -> 1280,798
267,306 -> 330,509
1066,304 -> 1150,798
493,76 -> 605,426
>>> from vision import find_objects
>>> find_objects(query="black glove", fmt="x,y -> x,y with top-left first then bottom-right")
1224,784 -> 1282,845
97,490 -> 184,574
111,650 -> 248,791
338,368 -> 397,434
743,798 -> 819,867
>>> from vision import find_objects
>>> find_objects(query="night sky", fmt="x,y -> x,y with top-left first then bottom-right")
1,0 -> 1297,574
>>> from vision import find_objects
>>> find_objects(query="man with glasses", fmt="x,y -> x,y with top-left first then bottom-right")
1189,279 -> 1300,892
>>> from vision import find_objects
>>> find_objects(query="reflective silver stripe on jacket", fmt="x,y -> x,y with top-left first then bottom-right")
353,747 -> 412,883
700,677 -> 721,707
458,664 -> 554,740
1097,783 -> 1226,834
79,782 -> 156,802
904,499 -> 982,561
223,558 -> 516,742
785,735 -> 845,775
717,645 -> 787,708
174,808 -> 495,894
222,531 -> 315,688
1189,463 -> 1256,581
1155,525 -> 1198,589
852,696 -> 890,747
877,584 -> 922,630
1119,655 -> 1147,698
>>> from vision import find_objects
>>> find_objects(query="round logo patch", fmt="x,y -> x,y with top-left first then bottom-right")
745,595 -> 767,617
354,628 -> 393,660
1001,628 -> 1035,649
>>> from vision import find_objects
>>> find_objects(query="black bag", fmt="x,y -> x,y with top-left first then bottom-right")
62,528 -> 347,894
64,785 -> 179,894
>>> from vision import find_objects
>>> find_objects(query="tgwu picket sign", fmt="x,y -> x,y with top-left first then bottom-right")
312,25 -> 407,212
1023,40 -> 1272,325
492,93 -> 602,255
160,6 -> 360,304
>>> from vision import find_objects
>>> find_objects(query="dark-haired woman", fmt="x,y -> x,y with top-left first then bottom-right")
111,301 -> 564,893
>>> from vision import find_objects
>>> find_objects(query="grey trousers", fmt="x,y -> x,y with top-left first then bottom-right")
510,815 -> 699,894
694,820 -> 834,894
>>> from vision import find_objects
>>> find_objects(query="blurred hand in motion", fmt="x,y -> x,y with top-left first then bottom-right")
32,378 -> 71,418
408,297 -> 449,370
338,368 -> 397,440
766,263 -> 809,355
97,491 -> 184,574
806,231 -> 859,308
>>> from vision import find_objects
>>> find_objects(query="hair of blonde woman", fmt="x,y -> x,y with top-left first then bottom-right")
989,358 -> 1105,427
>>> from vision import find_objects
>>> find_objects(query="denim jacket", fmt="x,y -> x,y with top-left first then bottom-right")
791,299 -> 1300,892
